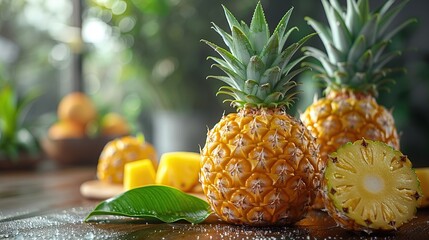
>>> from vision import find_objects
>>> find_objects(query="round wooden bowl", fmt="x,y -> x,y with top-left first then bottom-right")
41,135 -> 121,166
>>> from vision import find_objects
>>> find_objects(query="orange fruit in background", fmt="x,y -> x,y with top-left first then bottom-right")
58,92 -> 97,127
101,112 -> 130,136
48,120 -> 86,139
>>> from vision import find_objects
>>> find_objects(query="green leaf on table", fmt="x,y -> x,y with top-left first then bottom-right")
84,185 -> 212,224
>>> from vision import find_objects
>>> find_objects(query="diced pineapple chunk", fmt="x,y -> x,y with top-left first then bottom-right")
124,159 -> 156,191
416,167 -> 429,207
155,152 -> 201,192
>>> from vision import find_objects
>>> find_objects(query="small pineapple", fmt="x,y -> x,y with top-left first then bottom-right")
97,136 -> 157,184
200,2 -> 322,226
300,0 -> 415,208
323,139 -> 421,233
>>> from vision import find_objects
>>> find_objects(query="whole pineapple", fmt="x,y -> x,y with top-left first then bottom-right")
200,3 -> 322,226
300,0 -> 415,208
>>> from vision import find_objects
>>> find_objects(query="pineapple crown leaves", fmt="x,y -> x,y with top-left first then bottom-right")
202,2 -> 315,109
303,0 -> 416,96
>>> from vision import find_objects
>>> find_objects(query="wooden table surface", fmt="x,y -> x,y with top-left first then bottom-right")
1,166 -> 429,240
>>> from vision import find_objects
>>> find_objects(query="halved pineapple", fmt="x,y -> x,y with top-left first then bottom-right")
97,136 -> 157,184
323,139 -> 421,233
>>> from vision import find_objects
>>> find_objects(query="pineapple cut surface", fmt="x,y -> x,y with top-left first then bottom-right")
155,152 -> 201,192
123,159 -> 156,191
415,168 -> 429,207
323,139 -> 422,232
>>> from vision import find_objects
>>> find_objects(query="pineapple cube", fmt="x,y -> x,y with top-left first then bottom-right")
416,167 -> 429,207
155,152 -> 201,192
124,159 -> 156,191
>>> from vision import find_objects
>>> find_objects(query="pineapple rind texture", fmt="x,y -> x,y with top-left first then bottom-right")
301,92 -> 399,163
200,108 -> 322,226
322,139 -> 421,233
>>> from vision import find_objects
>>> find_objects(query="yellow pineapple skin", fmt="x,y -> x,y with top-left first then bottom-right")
301,91 -> 399,209
200,108 -> 322,226
97,136 -> 158,184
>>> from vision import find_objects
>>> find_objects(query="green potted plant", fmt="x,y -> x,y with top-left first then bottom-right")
0,79 -> 43,170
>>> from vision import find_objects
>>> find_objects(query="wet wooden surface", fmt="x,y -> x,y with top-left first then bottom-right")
1,167 -> 429,239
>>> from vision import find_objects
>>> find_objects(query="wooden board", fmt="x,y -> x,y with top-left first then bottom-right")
80,180 -> 124,200
80,180 -> 206,200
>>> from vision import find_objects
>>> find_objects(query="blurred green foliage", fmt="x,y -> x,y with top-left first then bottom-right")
85,0 -> 318,112
0,72 -> 41,160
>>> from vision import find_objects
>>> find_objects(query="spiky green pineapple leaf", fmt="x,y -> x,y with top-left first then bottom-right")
249,1 -> 269,53
211,63 -> 244,86
260,32 -> 279,68
244,79 -> 259,94
205,2 -> 310,109
232,26 -> 253,65
357,0 -> 370,22
359,13 -> 378,46
373,51 -> 402,72
322,0 -> 352,52
246,55 -> 265,84
211,22 -> 233,52
202,40 -> 245,77
207,75 -> 240,90
305,17 -> 334,59
260,66 -> 281,86
356,50 -> 373,72
304,0 -> 414,95
377,0 -> 409,37
273,67 -> 308,93
273,7 -> 293,51
347,35 -> 366,63
370,40 -> 389,63
282,56 -> 309,76
326,43 -> 344,63
345,0 -> 361,35
275,33 -> 316,73
384,18 -> 417,42
222,5 -> 240,31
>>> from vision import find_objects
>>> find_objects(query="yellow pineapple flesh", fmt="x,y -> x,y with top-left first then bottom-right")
323,139 -> 421,233
123,159 -> 156,191
415,168 -> 429,207
155,152 -> 202,192
97,136 -> 157,184
201,108 -> 321,225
